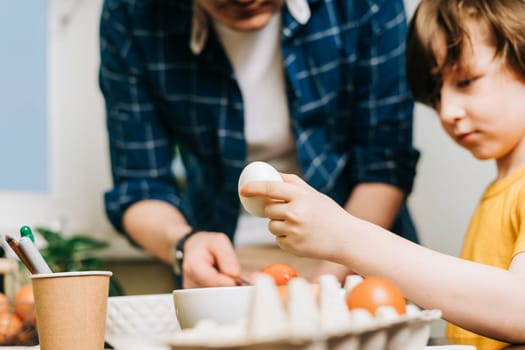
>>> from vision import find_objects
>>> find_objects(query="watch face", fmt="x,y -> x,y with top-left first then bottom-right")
172,247 -> 184,276
172,229 -> 200,276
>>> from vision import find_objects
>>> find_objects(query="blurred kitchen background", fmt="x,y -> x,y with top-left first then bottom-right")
0,0 -> 495,335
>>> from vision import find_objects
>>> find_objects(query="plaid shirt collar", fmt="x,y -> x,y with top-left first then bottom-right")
190,0 -> 313,54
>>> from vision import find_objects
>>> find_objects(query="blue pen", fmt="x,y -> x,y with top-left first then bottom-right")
20,226 -> 35,243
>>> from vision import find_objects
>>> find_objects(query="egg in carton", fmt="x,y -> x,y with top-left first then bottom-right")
165,274 -> 441,350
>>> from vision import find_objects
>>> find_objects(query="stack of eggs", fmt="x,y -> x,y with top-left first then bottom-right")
165,274 -> 441,350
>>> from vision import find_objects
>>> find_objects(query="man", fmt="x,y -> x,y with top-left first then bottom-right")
99,0 -> 419,288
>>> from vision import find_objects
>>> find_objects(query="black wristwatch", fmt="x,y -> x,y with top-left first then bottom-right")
172,229 -> 201,276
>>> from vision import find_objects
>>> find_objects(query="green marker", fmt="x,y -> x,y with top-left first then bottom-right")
20,226 -> 35,243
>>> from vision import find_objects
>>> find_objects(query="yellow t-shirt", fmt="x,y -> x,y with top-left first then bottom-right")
446,164 -> 525,347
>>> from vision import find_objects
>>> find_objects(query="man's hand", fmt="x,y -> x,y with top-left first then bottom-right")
182,232 -> 242,288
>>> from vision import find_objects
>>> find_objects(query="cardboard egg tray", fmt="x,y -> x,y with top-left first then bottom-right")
164,275 -> 441,350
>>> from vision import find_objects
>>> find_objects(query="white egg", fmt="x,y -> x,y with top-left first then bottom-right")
238,161 -> 283,217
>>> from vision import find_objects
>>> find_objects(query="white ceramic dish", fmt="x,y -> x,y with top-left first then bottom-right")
173,285 -> 254,329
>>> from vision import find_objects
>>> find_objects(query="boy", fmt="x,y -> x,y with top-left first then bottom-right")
240,0 -> 525,346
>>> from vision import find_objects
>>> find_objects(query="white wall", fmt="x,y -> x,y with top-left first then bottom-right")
0,0 -> 143,257
409,105 -> 494,255
0,0 -> 496,263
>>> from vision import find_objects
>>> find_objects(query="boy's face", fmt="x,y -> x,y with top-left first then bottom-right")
196,0 -> 284,31
434,22 -> 525,170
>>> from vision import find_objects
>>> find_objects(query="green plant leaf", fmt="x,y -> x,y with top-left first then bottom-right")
33,226 -> 126,296
35,227 -> 65,245
66,236 -> 109,252
109,277 -> 126,296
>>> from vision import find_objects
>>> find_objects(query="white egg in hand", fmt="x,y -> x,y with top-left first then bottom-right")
238,161 -> 283,217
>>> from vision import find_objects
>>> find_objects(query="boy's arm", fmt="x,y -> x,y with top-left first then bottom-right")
241,176 -> 525,343
311,183 -> 404,281
334,218 -> 525,343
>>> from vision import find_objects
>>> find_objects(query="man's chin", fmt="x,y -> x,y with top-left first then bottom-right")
223,13 -> 275,31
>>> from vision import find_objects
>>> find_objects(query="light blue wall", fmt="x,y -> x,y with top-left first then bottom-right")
0,0 -> 47,191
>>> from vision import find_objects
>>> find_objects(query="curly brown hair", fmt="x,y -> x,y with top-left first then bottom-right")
406,0 -> 525,108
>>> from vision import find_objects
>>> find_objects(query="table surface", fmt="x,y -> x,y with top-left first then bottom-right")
4,336 -> 515,349
428,338 -> 525,350
2,338 -> 522,349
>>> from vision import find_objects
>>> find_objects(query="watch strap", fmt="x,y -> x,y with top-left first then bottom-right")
172,228 -> 201,276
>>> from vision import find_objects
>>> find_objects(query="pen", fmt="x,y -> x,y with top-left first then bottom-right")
20,225 -> 35,243
4,235 -> 36,274
18,236 -> 52,274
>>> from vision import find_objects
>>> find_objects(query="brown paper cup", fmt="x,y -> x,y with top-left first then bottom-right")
31,271 -> 112,350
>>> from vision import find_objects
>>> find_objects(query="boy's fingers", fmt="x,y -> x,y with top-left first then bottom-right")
240,181 -> 293,201
264,202 -> 288,220
281,173 -> 314,192
268,219 -> 289,238
280,173 -> 307,186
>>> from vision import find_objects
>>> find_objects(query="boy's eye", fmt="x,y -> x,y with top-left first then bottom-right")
456,77 -> 475,88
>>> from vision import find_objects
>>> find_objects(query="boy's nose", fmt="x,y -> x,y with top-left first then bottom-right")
438,89 -> 465,125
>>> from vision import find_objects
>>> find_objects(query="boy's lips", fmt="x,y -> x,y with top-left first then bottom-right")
456,131 -> 477,144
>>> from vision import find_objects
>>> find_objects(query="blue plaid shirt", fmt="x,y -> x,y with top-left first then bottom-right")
100,0 -> 420,242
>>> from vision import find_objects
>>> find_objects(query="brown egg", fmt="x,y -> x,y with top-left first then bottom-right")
0,312 -> 22,342
346,276 -> 406,315
259,263 -> 299,286
13,284 -> 36,325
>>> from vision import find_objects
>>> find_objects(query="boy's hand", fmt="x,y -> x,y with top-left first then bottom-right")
239,174 -> 351,260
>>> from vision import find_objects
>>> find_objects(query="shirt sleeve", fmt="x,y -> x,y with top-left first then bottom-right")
350,0 -> 420,193
99,0 -> 182,234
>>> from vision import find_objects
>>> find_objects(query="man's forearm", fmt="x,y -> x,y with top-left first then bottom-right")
122,199 -> 192,263
343,182 -> 405,229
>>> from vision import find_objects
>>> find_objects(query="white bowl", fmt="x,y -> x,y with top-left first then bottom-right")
105,293 -> 180,349
173,286 -> 254,329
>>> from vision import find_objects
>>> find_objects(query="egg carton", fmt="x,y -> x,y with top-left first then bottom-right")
163,275 -> 441,350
